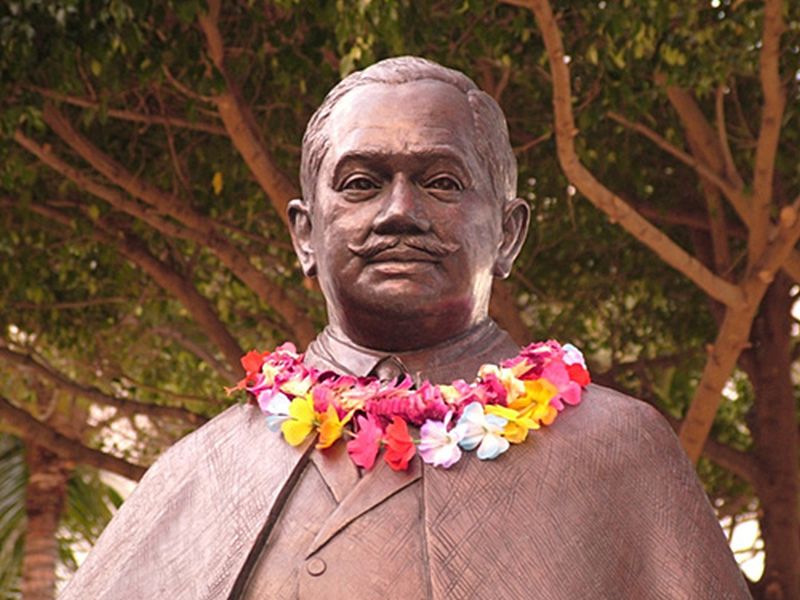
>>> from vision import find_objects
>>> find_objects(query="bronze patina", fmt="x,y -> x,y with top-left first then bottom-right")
62,57 -> 751,600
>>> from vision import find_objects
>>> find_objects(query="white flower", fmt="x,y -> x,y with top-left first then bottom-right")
562,343 -> 587,368
455,402 -> 510,460
418,412 -> 463,468
258,389 -> 291,432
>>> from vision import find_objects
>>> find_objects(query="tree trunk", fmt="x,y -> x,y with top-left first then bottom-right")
747,273 -> 800,600
21,443 -> 69,600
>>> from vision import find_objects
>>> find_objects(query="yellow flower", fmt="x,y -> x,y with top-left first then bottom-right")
262,363 -> 279,386
211,171 -> 224,195
508,379 -> 558,411
316,405 -> 355,450
530,402 -> 558,426
486,377 -> 559,444
281,394 -> 317,446
438,385 -> 461,405
280,376 -> 313,397
486,405 -> 538,444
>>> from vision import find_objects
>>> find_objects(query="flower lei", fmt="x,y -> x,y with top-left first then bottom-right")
228,340 -> 590,472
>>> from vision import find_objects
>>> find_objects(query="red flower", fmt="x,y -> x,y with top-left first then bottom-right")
242,350 -> 269,382
566,363 -> 591,386
383,416 -> 416,471
225,349 -> 269,395
347,415 -> 383,470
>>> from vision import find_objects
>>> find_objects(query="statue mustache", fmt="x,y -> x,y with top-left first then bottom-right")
348,236 -> 461,259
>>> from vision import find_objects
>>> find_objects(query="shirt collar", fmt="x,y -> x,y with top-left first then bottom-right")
304,319 -> 519,384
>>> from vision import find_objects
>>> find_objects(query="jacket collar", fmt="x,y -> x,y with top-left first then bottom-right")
304,319 -> 519,384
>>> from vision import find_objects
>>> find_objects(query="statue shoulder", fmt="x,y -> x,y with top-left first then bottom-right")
558,382 -> 678,447
62,403 -> 309,600
149,401 -> 278,469
538,382 -> 695,481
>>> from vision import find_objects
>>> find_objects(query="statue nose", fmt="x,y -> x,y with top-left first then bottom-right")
373,175 -> 431,234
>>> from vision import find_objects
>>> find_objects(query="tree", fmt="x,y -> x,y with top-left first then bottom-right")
0,1 -> 797,597
506,1 -> 798,596
0,433 -> 123,599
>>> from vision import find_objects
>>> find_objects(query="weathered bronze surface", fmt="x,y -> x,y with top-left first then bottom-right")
62,57 -> 751,599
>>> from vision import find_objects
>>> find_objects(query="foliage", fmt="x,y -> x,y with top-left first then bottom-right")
0,436 -> 25,599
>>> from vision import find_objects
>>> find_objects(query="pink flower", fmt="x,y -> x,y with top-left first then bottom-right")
541,361 -> 582,410
475,372 -> 508,406
504,340 -> 564,381
366,378 -> 448,426
312,375 -> 362,417
346,415 -> 383,470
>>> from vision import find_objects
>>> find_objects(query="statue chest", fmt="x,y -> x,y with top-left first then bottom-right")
237,425 -> 623,600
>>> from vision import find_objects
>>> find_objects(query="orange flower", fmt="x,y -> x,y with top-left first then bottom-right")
383,417 -> 416,471
316,405 -> 354,449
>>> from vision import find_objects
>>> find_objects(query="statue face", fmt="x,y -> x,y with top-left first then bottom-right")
290,79 -> 528,350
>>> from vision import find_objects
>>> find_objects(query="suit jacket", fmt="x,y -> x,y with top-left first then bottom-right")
61,384 -> 751,599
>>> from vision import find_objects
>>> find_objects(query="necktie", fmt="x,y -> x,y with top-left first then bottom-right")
370,356 -> 408,382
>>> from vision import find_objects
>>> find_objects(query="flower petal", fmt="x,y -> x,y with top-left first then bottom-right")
476,433 -> 510,460
281,419 -> 314,446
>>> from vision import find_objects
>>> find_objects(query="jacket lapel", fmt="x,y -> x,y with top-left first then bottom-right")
306,455 -> 421,557
310,442 -> 360,503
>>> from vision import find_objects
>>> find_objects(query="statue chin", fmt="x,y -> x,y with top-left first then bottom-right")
333,290 -> 480,350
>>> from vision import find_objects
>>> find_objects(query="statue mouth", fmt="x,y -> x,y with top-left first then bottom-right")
367,248 -> 439,263
348,236 -> 460,262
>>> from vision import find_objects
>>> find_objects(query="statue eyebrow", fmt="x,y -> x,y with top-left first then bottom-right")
332,148 -> 470,181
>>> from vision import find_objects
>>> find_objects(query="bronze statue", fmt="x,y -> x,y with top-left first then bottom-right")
62,57 -> 750,599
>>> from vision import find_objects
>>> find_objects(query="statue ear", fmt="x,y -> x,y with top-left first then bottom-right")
493,197 -> 530,279
288,198 -> 317,277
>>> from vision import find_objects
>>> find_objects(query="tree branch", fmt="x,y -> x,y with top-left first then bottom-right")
750,0 -> 787,261
609,109 -> 735,274
20,110 -> 315,345
149,325 -> 237,382
513,130 -> 552,155
13,131 -> 192,241
0,345 -> 207,426
0,395 -> 146,481
607,110 -> 749,223
26,86 -> 226,135
715,84 -> 743,191
21,197 -> 245,374
638,86 -> 800,285
11,297 -> 129,310
662,84 -> 746,190
511,0 -> 799,460
97,226 -> 244,375
519,1 -> 746,310
680,200 -> 800,461
633,202 -> 746,240
197,2 -> 299,225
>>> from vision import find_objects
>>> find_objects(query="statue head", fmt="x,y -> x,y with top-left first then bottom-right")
289,56 -> 530,351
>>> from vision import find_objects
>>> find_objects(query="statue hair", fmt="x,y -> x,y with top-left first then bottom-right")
300,56 -> 518,207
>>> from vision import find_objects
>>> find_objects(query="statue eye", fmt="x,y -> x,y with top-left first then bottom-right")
425,176 -> 463,192
342,176 -> 379,191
